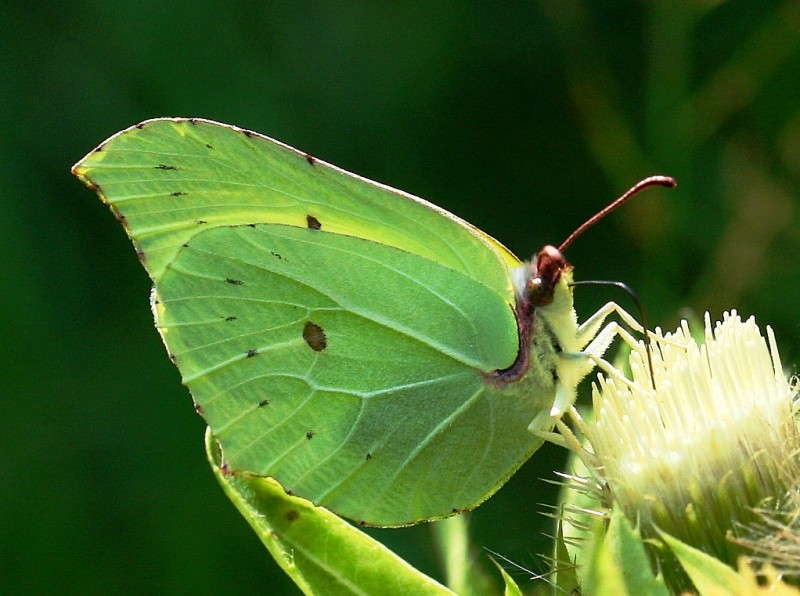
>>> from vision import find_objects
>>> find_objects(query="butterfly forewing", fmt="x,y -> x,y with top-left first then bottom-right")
74,118 -> 519,292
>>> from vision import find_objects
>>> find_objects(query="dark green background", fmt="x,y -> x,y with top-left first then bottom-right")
4,2 -> 799,594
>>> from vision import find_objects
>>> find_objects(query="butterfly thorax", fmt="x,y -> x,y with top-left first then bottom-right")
489,245 -> 576,386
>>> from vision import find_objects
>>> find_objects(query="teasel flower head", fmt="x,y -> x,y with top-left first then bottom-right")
557,311 -> 800,591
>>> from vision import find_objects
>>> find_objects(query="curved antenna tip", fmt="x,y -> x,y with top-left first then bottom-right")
559,175 -> 676,253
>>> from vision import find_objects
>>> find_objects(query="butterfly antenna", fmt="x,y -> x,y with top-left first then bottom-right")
558,176 -> 675,390
558,175 -> 676,253
570,280 -> 657,390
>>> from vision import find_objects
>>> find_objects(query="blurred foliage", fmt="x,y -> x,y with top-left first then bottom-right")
2,1 -> 799,594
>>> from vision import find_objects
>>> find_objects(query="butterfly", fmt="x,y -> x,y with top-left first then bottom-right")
73,118 -> 673,526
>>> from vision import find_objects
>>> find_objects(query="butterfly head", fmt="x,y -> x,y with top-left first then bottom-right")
515,176 -> 677,316
527,245 -> 569,307
513,245 -> 572,314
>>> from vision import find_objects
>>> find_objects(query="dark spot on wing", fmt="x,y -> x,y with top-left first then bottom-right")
196,219 -> 207,225
136,249 -> 146,263
169,353 -> 177,362
225,316 -> 237,322
115,211 -> 126,223
181,242 -> 189,248
304,153 -> 316,165
285,509 -> 299,522
271,251 -> 283,260
306,430 -> 315,440
225,277 -> 244,286
193,403 -> 204,415
365,453 -> 372,461
303,322 -> 327,351
205,143 -> 213,149
243,129 -> 254,138
155,164 -> 178,170
306,215 -> 321,230
257,399 -> 269,407
247,223 -> 256,228
246,349 -> 258,358
170,191 -> 187,196
87,181 -> 101,192
135,122 -> 145,129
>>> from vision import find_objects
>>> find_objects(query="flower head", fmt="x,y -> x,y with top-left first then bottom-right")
560,311 -> 800,589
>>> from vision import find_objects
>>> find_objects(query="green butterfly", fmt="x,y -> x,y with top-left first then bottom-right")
73,118 -> 669,526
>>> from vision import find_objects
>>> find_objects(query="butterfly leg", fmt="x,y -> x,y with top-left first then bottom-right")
533,301 -> 679,432
545,302 -> 648,420
574,301 -> 644,351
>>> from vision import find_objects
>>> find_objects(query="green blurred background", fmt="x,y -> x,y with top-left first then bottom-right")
3,1 -> 800,594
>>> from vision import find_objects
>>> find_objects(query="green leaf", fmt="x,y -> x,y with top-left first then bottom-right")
491,561 -> 524,596
205,429 -> 454,596
584,507 -> 668,596
659,531 -> 743,595
554,518 -> 579,594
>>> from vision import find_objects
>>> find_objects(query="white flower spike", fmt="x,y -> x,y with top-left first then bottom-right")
560,311 -> 800,590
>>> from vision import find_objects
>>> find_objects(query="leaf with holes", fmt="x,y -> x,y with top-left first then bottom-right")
73,118 -> 608,526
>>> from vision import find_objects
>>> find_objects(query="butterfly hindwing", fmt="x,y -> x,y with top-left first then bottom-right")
155,224 -> 550,524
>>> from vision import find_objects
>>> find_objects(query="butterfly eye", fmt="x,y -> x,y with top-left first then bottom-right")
526,277 -> 549,307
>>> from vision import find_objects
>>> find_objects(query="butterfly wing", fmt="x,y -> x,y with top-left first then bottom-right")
155,224 -> 554,524
73,119 -> 556,525
73,118 -> 520,286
